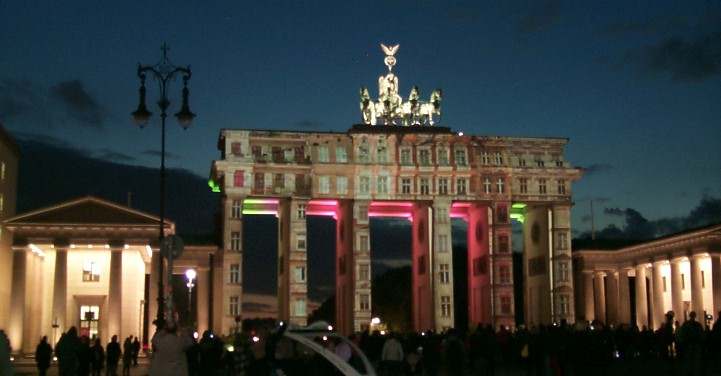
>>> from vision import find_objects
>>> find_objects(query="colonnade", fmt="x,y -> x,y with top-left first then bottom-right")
227,196 -> 574,335
581,252 -> 721,329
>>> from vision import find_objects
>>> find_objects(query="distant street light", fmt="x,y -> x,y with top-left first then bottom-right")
185,268 -> 196,324
132,43 -> 195,331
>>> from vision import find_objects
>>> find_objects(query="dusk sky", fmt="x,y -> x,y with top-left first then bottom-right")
1,0 -> 720,234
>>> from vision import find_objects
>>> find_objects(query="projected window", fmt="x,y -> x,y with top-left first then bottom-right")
82,261 -> 100,282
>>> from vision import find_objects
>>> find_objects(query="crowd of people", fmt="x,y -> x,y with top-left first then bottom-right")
1,309 -> 720,375
34,328 -> 141,376
360,310 -> 721,376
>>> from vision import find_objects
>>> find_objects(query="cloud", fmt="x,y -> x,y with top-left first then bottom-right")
636,31 -> 721,82
517,0 -> 561,35
142,149 -> 180,159
50,80 -> 106,128
0,79 -> 43,120
0,78 -> 109,130
14,131 -> 137,164
95,148 -> 136,163
583,163 -> 614,177
13,131 -> 76,150
374,258 -> 412,269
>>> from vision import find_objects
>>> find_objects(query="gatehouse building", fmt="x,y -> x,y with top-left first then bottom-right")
574,224 -> 721,329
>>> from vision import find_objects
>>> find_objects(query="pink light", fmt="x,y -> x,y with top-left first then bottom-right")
368,211 -> 413,218
306,210 -> 337,217
308,199 -> 338,207
451,202 -> 472,208
370,201 -> 413,207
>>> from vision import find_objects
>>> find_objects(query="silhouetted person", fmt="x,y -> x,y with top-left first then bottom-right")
659,311 -> 676,359
122,337 -> 133,376
677,311 -> 704,376
106,334 -> 122,376
199,330 -> 225,374
132,336 -> 141,366
91,338 -> 105,376
0,330 -> 12,376
711,312 -> 721,374
228,332 -> 254,376
56,327 -> 81,376
78,336 -> 92,376
35,336 -> 53,376
445,329 -> 466,376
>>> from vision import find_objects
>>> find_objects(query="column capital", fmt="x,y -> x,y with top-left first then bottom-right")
652,259 -> 670,266
690,252 -> 708,260
671,255 -> 688,264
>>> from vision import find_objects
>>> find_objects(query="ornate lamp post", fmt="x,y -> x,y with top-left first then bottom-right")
132,43 -> 195,331
185,268 -> 196,324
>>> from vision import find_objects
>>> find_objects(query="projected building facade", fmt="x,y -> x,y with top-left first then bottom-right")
210,45 -> 582,334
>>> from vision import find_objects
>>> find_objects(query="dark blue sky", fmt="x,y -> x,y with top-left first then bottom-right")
1,0 -> 720,232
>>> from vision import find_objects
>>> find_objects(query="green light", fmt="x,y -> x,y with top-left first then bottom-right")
242,209 -> 278,215
208,179 -> 220,193
243,198 -> 279,205
510,202 -> 526,223
510,213 -> 526,223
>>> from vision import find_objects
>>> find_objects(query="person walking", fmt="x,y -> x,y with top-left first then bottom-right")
78,336 -> 92,376
122,337 -> 133,376
677,311 -> 704,376
90,338 -> 105,376
106,335 -> 122,376
381,333 -> 404,375
35,336 -> 53,376
149,323 -> 193,376
132,336 -> 141,366
56,327 -> 81,376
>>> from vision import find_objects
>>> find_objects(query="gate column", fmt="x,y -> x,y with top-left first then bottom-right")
467,202 -> 491,327
432,199 -> 454,331
277,198 -> 308,326
335,200 -> 371,334
412,201 -> 434,332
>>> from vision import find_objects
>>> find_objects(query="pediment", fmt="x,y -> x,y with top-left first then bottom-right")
3,196 -> 172,227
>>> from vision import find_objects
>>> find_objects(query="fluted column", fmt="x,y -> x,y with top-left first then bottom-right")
690,254 -> 704,315
651,261 -> 665,329
108,248 -> 123,338
618,269 -> 631,324
670,258 -> 683,320
635,264 -> 649,328
711,255 -> 721,320
606,271 -> 619,324
8,247 -> 27,352
593,272 -> 606,323
52,248 -> 68,333
583,271 -> 594,321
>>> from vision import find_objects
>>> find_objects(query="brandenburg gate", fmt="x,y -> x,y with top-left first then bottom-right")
210,44 -> 582,334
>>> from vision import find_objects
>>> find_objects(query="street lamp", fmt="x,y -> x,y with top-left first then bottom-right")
185,268 -> 196,324
133,43 -> 195,331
